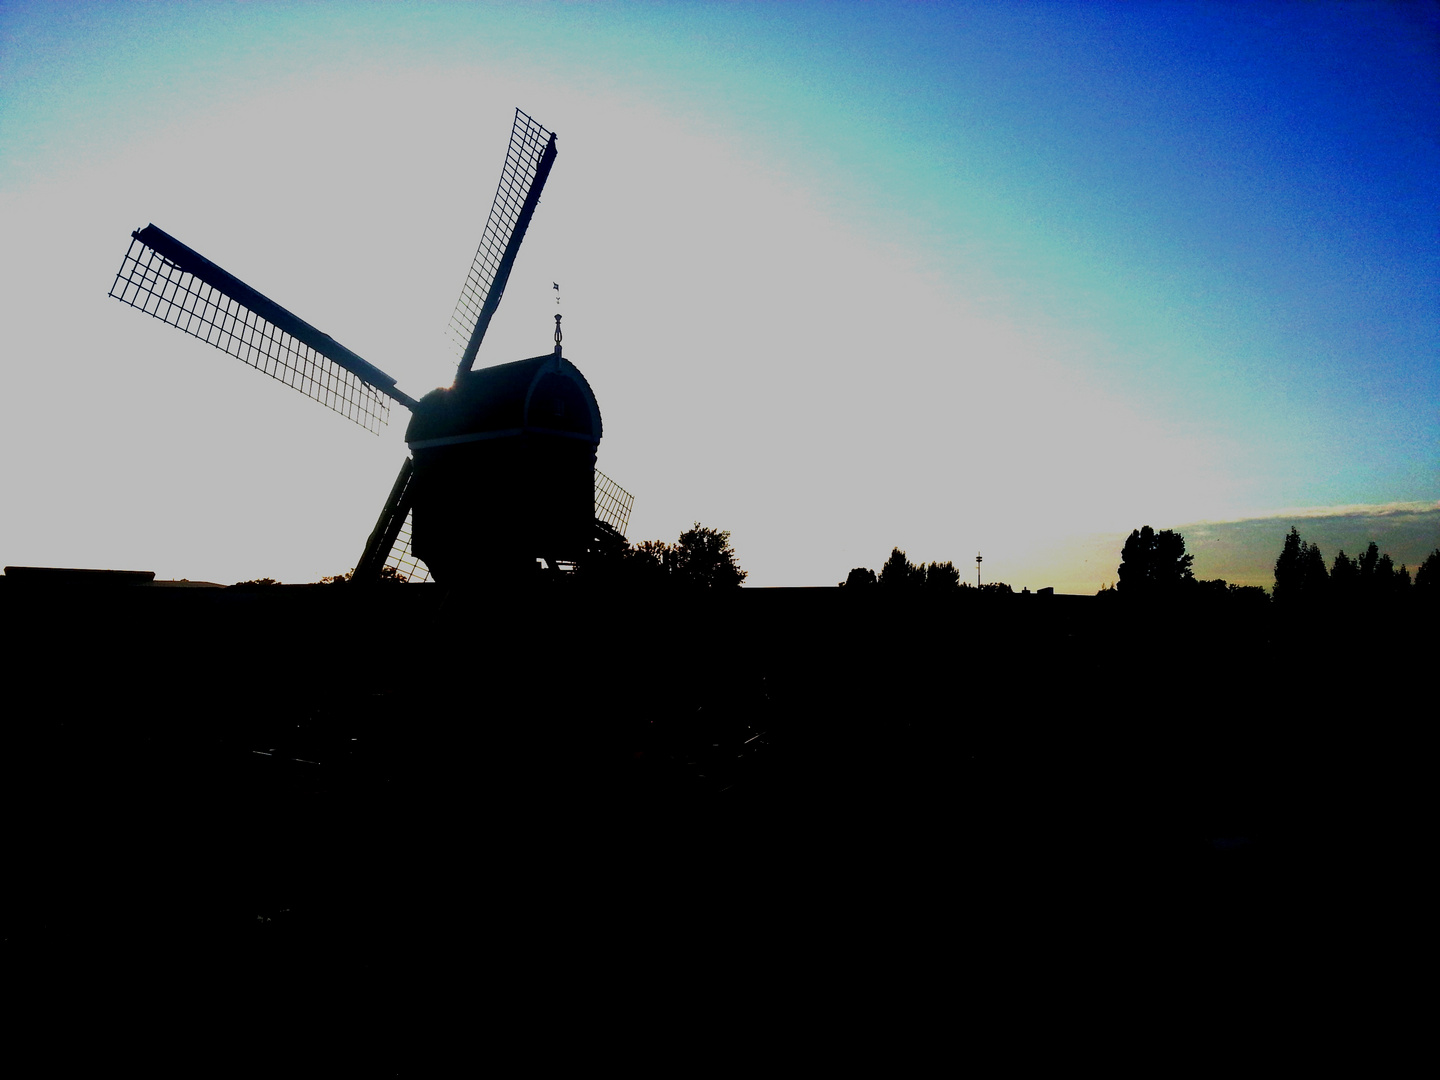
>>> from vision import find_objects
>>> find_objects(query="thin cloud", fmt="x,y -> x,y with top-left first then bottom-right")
1191,501 -> 1440,525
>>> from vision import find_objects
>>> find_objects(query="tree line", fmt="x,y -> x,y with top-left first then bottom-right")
587,523 -> 747,589
1272,527 -> 1438,604
235,524 -> 747,589
1107,523 -> 1439,605
840,548 -> 1013,594
840,526 -> 1440,605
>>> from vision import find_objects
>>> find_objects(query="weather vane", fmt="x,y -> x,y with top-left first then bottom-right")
553,281 -> 562,356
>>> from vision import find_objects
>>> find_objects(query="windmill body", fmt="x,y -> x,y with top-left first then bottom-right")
108,109 -> 631,584
405,351 -> 602,583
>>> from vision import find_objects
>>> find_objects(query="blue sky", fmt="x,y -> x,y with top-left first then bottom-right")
2,2 -> 1436,587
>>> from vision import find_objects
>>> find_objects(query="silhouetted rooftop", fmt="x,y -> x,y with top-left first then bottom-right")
405,353 -> 601,447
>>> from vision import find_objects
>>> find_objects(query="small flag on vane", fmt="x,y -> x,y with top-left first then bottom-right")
553,282 -> 559,290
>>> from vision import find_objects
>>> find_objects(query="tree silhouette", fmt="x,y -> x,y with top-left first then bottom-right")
1272,531 -> 1422,605
1301,538 -> 1330,595
1331,549 -> 1358,599
925,560 -> 961,591
1117,526 -> 1194,596
1274,527 -> 1330,603
624,539 -> 674,585
1352,540 -> 1407,599
1377,551 -> 1396,593
1192,577 -> 1230,598
673,524 -> 746,588
878,548 -> 925,591
1273,527 -> 1303,602
588,524 -> 745,589
1356,540 -> 1383,594
1228,584 -> 1269,606
318,565 -> 406,585
846,552 -> 967,592
1416,549 -> 1440,599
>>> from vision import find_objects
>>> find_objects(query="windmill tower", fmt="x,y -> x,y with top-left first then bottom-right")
107,109 -> 631,585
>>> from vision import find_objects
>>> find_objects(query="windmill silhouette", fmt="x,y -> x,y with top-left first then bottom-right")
108,109 -> 631,585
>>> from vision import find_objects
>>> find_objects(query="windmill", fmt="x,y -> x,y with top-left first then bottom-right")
108,109 -> 631,585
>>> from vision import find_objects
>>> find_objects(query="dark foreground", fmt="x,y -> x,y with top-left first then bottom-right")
3,578 -> 1424,1021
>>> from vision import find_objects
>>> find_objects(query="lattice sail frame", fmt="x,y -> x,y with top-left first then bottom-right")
449,109 -> 555,363
110,226 -> 402,434
594,469 -> 634,537
383,509 -> 431,583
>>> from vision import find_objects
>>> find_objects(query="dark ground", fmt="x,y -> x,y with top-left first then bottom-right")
2,578 -> 1424,1027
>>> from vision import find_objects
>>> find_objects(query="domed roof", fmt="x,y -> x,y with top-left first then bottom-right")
405,353 -> 602,448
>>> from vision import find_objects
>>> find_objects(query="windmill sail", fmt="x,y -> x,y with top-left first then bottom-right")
381,509 -> 431,583
354,457 -> 431,584
450,109 -> 558,378
110,224 -> 416,434
594,469 -> 633,538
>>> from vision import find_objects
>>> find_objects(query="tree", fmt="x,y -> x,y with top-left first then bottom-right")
1416,549 -> 1440,599
1349,540 -> 1409,599
1377,552 -> 1397,595
318,565 -> 406,585
1193,577 -> 1230,598
1274,527 -> 1328,603
924,560 -> 961,591
1331,549 -> 1358,599
1301,538 -> 1330,596
625,539 -> 675,585
1356,540 -> 1381,582
1228,584 -> 1270,607
593,525 -> 744,589
1273,527 -> 1304,602
1117,526 -> 1194,596
673,524 -> 746,588
878,548 -> 925,591
846,553 -> 960,592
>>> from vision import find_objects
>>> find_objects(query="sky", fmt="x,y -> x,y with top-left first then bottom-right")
2,2 -> 1436,589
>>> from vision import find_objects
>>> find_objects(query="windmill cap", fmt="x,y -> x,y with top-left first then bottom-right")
405,353 -> 601,448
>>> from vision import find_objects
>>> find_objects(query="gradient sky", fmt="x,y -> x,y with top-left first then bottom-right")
2,2 -> 1436,589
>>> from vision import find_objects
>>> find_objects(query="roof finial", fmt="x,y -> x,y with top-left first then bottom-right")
553,313 -> 563,357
